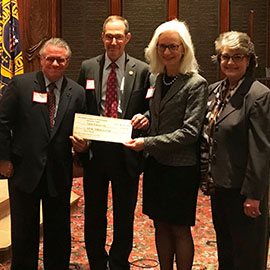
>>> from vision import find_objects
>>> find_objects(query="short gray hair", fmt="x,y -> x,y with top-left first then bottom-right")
39,37 -> 72,58
103,15 -> 129,34
212,31 -> 258,75
144,19 -> 199,75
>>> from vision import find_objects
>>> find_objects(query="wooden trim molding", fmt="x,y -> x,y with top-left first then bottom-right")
220,0 -> 230,33
168,0 -> 178,20
219,0 -> 230,79
111,0 -> 121,15
267,0 -> 270,67
248,9 -> 254,41
16,0 -> 62,73
51,0 -> 61,37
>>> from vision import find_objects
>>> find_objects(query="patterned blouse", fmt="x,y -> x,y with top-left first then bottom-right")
200,78 -> 244,194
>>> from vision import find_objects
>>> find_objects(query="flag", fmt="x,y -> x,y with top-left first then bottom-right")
0,0 -> 24,98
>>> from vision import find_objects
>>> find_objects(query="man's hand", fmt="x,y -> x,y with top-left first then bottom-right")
0,161 -> 14,178
243,198 -> 261,218
69,135 -> 90,153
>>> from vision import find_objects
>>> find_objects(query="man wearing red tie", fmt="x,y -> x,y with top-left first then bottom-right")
74,15 -> 150,270
0,38 -> 86,270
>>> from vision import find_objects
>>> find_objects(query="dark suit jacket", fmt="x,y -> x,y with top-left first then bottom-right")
0,71 -> 86,194
78,53 -> 150,178
209,76 -> 270,200
144,73 -> 208,167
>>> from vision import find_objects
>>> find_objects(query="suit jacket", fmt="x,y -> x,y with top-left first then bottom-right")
144,73 -> 208,167
0,71 -> 86,194
78,53 -> 150,177
209,76 -> 270,200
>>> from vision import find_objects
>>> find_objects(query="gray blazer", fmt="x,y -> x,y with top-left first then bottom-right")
144,73 -> 208,167
209,77 -> 270,200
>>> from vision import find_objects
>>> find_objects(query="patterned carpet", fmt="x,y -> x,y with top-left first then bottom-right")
1,176 -> 269,270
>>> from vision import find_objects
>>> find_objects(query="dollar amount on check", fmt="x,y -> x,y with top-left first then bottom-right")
73,113 -> 133,143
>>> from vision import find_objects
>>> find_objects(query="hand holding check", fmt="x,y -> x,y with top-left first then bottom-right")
0,160 -> 14,178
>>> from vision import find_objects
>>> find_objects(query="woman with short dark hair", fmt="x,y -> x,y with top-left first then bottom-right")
201,31 -> 270,270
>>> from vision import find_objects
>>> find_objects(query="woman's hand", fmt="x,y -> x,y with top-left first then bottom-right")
0,160 -> 14,178
131,113 -> 149,130
69,135 -> 90,153
243,198 -> 261,218
123,138 -> 145,152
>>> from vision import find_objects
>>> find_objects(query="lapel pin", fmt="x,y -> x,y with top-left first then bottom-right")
129,70 -> 134,76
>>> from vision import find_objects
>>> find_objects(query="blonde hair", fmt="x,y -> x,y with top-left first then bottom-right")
145,19 -> 198,75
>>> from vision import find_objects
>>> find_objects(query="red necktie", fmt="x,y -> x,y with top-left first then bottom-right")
48,83 -> 56,128
104,62 -> 118,118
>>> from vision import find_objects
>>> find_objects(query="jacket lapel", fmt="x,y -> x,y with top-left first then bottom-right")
151,75 -> 162,116
35,71 -> 51,131
121,55 -> 136,117
95,55 -> 105,114
50,77 -> 72,138
216,77 -> 255,124
159,74 -> 187,112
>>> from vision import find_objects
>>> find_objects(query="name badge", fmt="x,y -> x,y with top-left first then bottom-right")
86,79 -> 95,90
146,87 -> 155,99
33,92 -> 48,103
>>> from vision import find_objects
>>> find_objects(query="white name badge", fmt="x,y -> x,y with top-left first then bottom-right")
73,113 -> 132,143
86,79 -> 95,90
146,87 -> 155,99
33,92 -> 48,103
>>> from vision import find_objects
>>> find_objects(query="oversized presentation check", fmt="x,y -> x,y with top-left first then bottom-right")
73,113 -> 133,143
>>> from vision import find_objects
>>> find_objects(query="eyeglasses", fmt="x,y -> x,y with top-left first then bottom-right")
104,34 -> 125,42
156,43 -> 182,52
220,54 -> 247,63
43,56 -> 68,64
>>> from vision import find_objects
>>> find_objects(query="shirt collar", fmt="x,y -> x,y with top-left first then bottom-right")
104,52 -> 125,71
224,77 -> 245,92
44,76 -> 63,92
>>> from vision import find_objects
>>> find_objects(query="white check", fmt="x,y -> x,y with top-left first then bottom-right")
73,113 -> 132,143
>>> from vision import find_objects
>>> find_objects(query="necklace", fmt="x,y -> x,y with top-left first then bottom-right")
162,73 -> 178,86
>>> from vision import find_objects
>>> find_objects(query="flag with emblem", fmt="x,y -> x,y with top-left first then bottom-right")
0,0 -> 24,99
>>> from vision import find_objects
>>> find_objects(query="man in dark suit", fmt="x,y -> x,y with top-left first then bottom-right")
74,15 -> 150,270
0,38 -> 86,270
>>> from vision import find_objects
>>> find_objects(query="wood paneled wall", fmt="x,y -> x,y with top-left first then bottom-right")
17,0 -> 270,79
17,0 -> 61,73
